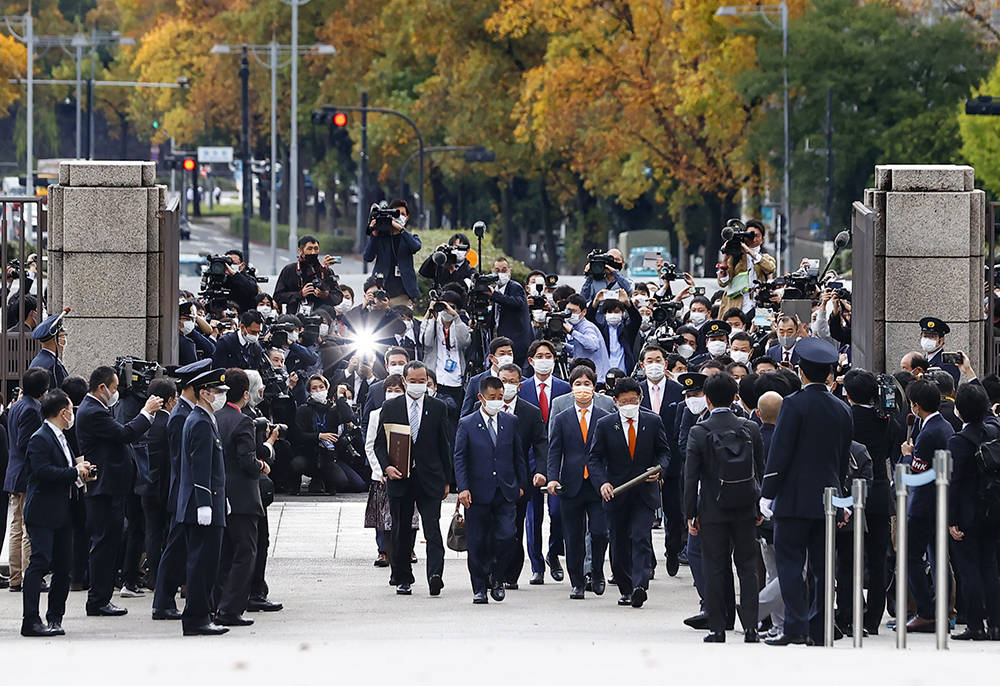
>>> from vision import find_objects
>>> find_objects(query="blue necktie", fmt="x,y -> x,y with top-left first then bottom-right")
409,400 -> 420,443
487,416 -> 497,446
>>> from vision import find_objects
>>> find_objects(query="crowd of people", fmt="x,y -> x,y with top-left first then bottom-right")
2,205 -> 1000,646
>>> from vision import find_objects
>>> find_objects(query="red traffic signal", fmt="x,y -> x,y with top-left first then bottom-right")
182,157 -> 196,172
332,112 -> 348,127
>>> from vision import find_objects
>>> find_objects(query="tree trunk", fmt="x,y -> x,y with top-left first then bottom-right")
540,177 -> 558,273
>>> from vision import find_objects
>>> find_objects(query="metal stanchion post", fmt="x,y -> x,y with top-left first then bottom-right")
895,463 -> 910,649
823,487 -> 836,647
852,478 -> 866,648
934,450 -> 951,651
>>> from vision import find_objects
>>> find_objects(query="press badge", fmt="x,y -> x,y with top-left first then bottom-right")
444,358 -> 457,373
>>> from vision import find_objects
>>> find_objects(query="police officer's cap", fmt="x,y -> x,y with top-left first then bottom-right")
32,313 -> 65,341
795,338 -> 839,365
702,320 -> 731,338
677,372 -> 707,394
919,317 -> 950,336
171,359 -> 211,387
179,301 -> 197,318
190,368 -> 229,392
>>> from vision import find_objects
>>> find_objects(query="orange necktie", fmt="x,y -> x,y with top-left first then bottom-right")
627,418 -> 636,460
580,409 -> 589,479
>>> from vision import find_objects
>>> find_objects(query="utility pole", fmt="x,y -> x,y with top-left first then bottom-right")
283,0 -> 313,253
240,46 -> 251,262
825,86 -> 834,233
360,91 -> 368,272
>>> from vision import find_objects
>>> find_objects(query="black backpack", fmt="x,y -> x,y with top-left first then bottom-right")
708,422 -> 758,509
974,422 -> 1000,526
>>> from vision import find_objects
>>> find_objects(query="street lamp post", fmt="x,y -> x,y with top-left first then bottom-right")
240,47 -> 251,263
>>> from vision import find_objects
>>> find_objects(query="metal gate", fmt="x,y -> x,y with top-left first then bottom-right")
158,194 -> 181,367
988,202 -> 999,377
851,201 -> 878,373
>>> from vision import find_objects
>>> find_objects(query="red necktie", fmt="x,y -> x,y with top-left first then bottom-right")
539,382 -> 549,423
627,418 -> 636,460
783,350 -> 790,363
581,409 -> 589,478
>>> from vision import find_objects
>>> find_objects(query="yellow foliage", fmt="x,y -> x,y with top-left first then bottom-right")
0,34 -> 27,114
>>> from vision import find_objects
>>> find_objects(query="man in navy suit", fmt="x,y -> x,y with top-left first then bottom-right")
520,339 -> 571,583
28,313 -> 69,389
591,292 -> 641,375
899,378 -> 955,632
766,315 -> 800,366
178,302 -> 216,365
455,376 -> 526,604
547,366 -> 609,599
460,336 -> 515,417
20,390 -> 93,637
759,338 -> 853,646
491,258 -> 533,364
362,199 -> 422,304
588,378 -> 670,608
917,316 -> 960,383
212,310 -> 266,372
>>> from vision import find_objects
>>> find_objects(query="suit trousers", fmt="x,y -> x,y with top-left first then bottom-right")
465,490 -> 516,594
22,522 -> 72,625
758,539 -> 784,631
141,494 -> 169,588
906,514 -> 937,620
122,493 -> 145,587
561,483 -> 609,588
774,517 -> 827,641
950,529 -> 1000,631
215,514 -> 259,616
527,489 -> 563,572
70,493 -> 89,585
502,490 -> 531,584
608,494 -> 655,597
660,476 -> 684,557
152,517 -> 187,611
8,492 -> 31,586
251,512 -> 270,598
834,515 -> 891,631
701,519 -> 760,633
388,484 -> 444,586
182,524 -> 224,631
85,494 -> 125,611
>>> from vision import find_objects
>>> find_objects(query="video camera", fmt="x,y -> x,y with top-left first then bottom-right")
875,373 -> 904,420
721,218 -> 755,258
114,356 -> 163,398
467,272 -> 500,325
267,322 -> 297,348
368,202 -> 401,236
252,415 -> 289,438
529,274 -> 559,310
7,258 -> 21,279
659,263 -> 682,282
586,249 -> 620,278
431,243 -> 469,269
650,299 -> 684,328
199,254 -> 235,310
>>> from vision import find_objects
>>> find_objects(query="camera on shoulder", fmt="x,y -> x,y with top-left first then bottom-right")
368,202 -> 401,236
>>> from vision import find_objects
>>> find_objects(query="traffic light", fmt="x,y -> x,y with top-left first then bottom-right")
152,120 -> 160,130
464,147 -> 496,163
332,112 -> 348,127
965,95 -> 1000,116
182,157 -> 196,172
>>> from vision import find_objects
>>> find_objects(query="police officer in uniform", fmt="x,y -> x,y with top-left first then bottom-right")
28,312 -> 69,390
918,317 -> 959,383
759,338 -> 853,646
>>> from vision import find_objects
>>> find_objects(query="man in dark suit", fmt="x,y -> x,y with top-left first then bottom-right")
591,293 -> 641,375
28,313 -> 69,389
490,258 -> 532,364
918,317 -> 960,383
212,310 -> 267,372
4,367 -> 48,591
361,347 -> 410,435
20,390 -> 93,637
455,376 -> 526,603
460,337 -> 515,418
362,200 -> 422,304
547,366 -> 609,599
151,360 -> 210,619
766,315 -> 801,365
140,378 -> 177,595
685,373 -> 764,643
176,368 -> 230,636
273,234 -> 346,313
214,369 -> 267,626
178,301 -> 216,365
329,352 -> 374,413
374,361 -> 453,596
900,378 -> 955,633
520,340 -> 572,583
759,338 -> 853,646
77,366 -> 162,617
588,378 -> 670,608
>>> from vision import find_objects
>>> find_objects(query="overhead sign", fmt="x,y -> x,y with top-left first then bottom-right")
197,146 -> 234,163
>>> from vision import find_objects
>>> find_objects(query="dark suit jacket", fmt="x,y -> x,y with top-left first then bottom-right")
906,413 -> 953,519
948,418 -> 1000,530
593,304 -> 642,374
166,398 -> 194,514
293,398 -> 355,463
4,395 -> 42,493
518,376 -> 570,424
243,404 -> 276,507
761,384 -> 853,518
27,348 -> 68,390
361,379 -> 388,435
176,406 -> 227,526
212,331 -> 267,371
178,330 -> 216,365
471,398 -> 547,478
851,404 -> 900,517
684,409 -> 765,523
587,408 -> 670,511
547,404 -> 609,498
461,368 -> 496,418
77,394 -> 151,498
939,399 -> 964,432
766,343 -> 801,365
216,404 -> 265,517
144,409 -> 171,505
492,281 -> 533,363
454,410 -> 526,504
374,394 -> 453,499
362,231 -> 422,300
23,423 -> 79,529
641,378 -> 684,477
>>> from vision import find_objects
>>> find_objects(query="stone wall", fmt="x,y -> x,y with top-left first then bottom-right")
47,161 -> 166,376
863,164 -> 986,373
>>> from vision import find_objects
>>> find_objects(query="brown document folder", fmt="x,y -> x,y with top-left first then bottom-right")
384,423 -> 411,478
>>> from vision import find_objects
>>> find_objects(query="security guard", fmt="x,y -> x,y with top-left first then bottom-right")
28,312 -> 69,390
689,320 -> 732,368
176,368 -> 229,637
759,338 -> 853,646
918,317 -> 959,383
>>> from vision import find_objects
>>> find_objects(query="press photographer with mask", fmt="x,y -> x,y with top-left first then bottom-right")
420,290 -> 471,413
363,200 -> 421,306
580,248 -> 632,303
274,235 -> 343,315
419,232 -> 475,288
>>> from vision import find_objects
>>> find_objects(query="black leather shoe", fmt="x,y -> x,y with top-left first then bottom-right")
677,550 -> 689,565
86,603 -> 127,617
490,585 -> 505,602
952,627 -> 988,641
630,587 -> 647,608
47,621 -> 65,636
745,629 -> 759,643
429,575 -> 444,596
704,632 -> 725,643
373,554 -> 390,568
529,572 -> 544,585
591,577 -> 606,596
666,553 -> 680,577
569,586 -> 585,600
396,583 -> 412,595
764,633 -> 814,646
584,574 -> 593,592
152,608 -> 182,620
546,552 -> 564,582
21,621 -> 57,637
247,597 -> 283,612
215,614 -> 254,627
473,591 -> 488,604
618,594 -> 632,606
69,582 -> 88,592
684,612 -> 710,630
503,582 -> 518,590
9,585 -> 21,592
183,623 -> 229,636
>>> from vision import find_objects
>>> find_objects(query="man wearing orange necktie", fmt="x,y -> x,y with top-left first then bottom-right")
587,378 -> 670,608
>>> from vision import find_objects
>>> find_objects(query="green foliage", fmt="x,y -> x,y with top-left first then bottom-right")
960,55 -> 1000,196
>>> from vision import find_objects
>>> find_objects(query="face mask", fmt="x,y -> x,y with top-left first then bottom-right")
455,250 -> 468,262
64,410 -> 75,430
426,387 -> 437,397
105,389 -> 119,408
181,320 -> 195,336
618,403 -> 640,420
532,310 -> 547,323
778,335 -> 796,350
440,312 -> 456,323
385,391 -> 403,402
644,362 -> 665,382
406,383 -> 427,399
690,311 -> 707,325
685,395 -> 707,414
495,355 -> 514,368
310,391 -> 328,404
482,399 -> 505,416
502,383 -> 519,402
335,299 -> 353,314
288,331 -> 299,344
920,337 -> 938,354
319,323 -> 330,337
707,340 -> 727,357
730,350 -> 750,364
569,313 -> 582,325
572,386 -> 594,405
244,332 -> 259,344
677,344 -> 695,359
398,215 -> 408,226
640,317 -> 652,331
387,364 -> 405,376
605,313 -> 623,327
635,297 -> 649,308
825,300 -> 835,315
257,305 -> 272,317
810,318 -> 822,335
209,391 -> 227,412
529,281 -> 544,292
497,272 -> 511,287
533,358 -> 555,376
250,390 -> 264,407
729,328 -> 743,339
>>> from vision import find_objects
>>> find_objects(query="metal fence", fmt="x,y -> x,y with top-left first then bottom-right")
990,202 -> 999,377
158,194 -> 180,366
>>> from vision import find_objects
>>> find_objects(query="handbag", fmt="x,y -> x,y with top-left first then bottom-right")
446,502 -> 466,552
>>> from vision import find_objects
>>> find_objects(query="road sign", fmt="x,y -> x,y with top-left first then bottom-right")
197,146 -> 234,163
150,144 -> 159,161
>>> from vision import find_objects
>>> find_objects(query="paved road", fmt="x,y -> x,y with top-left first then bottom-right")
0,496 -> 994,680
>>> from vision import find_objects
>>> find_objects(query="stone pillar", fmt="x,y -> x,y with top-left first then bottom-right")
47,161 -> 166,376
863,164 -> 986,374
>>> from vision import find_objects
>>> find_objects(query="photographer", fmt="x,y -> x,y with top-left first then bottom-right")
179,301 -> 216,366
213,310 -> 268,372
342,277 -> 404,356
419,232 -> 476,288
590,289 -> 642,376
490,257 -> 532,364
580,248 -> 633,303
290,375 -> 366,495
420,289 -> 471,412
268,314 -> 319,376
563,294 -> 611,378
717,219 -> 775,315
362,199 -> 421,305
274,235 -> 343,315
221,250 -> 263,313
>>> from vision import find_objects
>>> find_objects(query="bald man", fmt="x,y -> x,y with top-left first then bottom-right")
756,390 -> 784,636
900,352 -> 928,376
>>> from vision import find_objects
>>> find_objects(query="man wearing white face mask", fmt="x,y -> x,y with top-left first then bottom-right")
689,321 -> 732,368
490,257 -> 533,364
917,316 -> 959,383
563,294 -> 611,378
212,310 -> 267,372
418,232 -> 476,287
178,301 -> 216,366
729,332 -> 754,366
686,297 -> 712,331
460,337 -> 516,418
420,290 -> 471,414
595,291 -> 642,375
